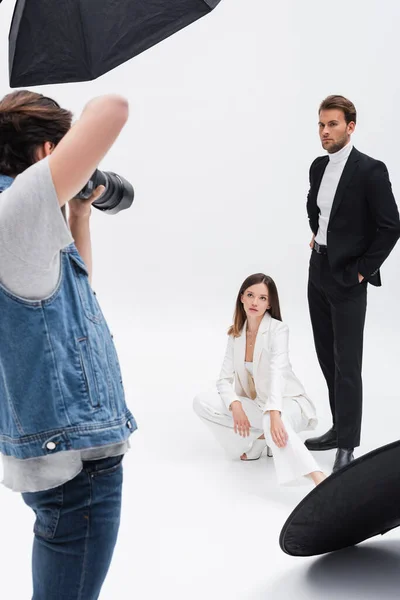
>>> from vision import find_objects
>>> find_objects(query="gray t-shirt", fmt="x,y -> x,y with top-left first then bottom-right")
0,158 -> 129,493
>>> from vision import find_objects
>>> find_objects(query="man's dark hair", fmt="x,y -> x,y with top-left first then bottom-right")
319,95 -> 357,125
0,90 -> 73,176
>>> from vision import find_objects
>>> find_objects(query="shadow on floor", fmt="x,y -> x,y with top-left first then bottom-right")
253,538 -> 400,600
306,540 -> 400,598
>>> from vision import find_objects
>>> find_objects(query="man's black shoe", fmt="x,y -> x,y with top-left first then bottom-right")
332,448 -> 354,473
304,427 -> 337,451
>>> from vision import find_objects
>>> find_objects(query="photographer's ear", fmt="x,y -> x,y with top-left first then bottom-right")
44,141 -> 55,155
35,142 -> 55,161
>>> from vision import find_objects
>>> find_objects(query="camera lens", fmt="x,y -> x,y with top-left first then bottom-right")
76,170 -> 134,215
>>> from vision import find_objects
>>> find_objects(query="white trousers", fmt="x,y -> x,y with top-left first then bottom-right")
193,391 -> 320,485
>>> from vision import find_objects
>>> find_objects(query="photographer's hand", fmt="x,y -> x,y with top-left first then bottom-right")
68,185 -> 105,283
69,185 -> 105,218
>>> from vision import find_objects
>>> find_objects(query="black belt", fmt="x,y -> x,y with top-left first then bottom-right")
313,241 -> 328,255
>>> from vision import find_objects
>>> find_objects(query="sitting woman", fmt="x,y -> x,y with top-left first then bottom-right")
193,273 -> 326,486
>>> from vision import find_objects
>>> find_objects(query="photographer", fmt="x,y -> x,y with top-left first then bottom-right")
0,91 -> 136,599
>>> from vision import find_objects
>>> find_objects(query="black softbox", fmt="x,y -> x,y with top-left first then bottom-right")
8,0 -> 222,87
280,440 -> 400,557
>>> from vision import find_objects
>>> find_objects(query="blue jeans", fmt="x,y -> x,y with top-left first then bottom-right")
22,454 -> 124,600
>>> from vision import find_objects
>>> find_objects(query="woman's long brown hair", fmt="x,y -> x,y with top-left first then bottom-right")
0,90 -> 72,176
228,273 -> 282,337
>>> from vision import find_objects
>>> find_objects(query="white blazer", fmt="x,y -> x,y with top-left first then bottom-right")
216,313 -> 317,428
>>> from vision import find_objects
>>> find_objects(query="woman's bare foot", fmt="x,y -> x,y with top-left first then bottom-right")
309,471 -> 327,486
240,434 -> 265,461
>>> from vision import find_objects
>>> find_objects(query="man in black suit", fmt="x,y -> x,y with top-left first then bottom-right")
305,95 -> 400,472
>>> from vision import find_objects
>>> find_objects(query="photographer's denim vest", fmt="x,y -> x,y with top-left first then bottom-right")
0,175 -> 137,459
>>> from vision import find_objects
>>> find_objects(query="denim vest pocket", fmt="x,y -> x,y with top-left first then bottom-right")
69,253 -> 102,324
78,337 -> 100,409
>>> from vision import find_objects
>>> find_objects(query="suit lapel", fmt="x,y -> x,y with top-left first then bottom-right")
329,147 -> 360,224
235,314 -> 273,396
314,157 -> 329,192
253,313 -> 272,381
310,157 -> 329,210
234,329 -> 251,398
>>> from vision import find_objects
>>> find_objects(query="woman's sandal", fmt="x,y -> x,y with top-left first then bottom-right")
241,439 -> 273,461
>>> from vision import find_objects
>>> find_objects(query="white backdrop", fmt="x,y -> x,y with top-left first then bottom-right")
1,1 -> 400,599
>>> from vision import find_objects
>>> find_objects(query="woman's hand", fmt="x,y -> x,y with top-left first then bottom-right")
68,185 -> 105,219
269,410 -> 288,448
231,401 -> 251,437
309,234 -> 315,249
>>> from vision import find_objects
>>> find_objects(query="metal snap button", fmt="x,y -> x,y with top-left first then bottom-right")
46,441 -> 57,451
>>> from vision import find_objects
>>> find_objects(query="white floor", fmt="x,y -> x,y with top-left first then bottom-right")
1,321 -> 400,599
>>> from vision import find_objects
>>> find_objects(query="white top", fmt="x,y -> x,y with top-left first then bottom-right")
245,361 -> 254,376
315,142 -> 353,246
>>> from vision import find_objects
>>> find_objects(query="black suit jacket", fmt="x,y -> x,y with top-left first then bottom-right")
307,147 -> 400,287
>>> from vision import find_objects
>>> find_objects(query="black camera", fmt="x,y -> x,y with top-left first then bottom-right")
76,170 -> 134,215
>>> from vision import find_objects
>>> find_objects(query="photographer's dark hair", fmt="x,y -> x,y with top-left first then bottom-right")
319,95 -> 357,125
0,90 -> 72,176
228,273 -> 282,337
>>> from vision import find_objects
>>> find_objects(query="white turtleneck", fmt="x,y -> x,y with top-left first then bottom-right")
315,141 -> 353,246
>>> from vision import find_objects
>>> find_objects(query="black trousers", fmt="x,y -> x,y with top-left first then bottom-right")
307,251 -> 367,448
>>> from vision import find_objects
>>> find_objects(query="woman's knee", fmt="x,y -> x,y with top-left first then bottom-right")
193,391 -> 224,419
193,393 -> 207,417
